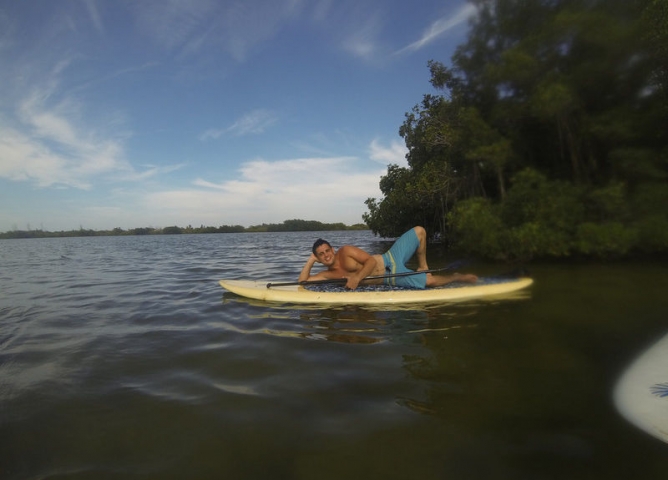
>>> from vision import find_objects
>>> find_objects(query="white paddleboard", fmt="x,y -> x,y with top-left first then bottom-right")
219,277 -> 533,305
614,332 -> 668,443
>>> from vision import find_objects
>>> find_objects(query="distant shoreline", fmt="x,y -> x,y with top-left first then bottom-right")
0,220 -> 369,239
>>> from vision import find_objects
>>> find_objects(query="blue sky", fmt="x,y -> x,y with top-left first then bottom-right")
0,0 -> 475,232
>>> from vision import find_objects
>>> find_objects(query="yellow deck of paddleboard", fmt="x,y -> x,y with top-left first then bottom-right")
219,277 -> 533,305
614,332 -> 668,444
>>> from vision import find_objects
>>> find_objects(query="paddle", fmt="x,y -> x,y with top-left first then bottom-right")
266,260 -> 466,289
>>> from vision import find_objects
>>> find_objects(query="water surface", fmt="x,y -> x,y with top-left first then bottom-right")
1,232 -> 667,479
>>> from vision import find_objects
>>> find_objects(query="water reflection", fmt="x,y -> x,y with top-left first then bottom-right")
222,292 -> 489,346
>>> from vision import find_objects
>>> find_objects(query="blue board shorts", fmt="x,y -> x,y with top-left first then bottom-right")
381,228 -> 427,289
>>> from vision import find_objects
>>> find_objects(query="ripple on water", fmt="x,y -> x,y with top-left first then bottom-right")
10,234 -> 659,479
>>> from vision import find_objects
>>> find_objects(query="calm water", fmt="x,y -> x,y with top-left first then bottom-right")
1,231 -> 667,480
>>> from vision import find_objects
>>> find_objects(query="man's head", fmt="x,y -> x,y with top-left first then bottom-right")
312,238 -> 335,266
312,238 -> 331,255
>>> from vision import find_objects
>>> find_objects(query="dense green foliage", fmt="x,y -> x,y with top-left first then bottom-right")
364,0 -> 668,260
0,220 -> 368,239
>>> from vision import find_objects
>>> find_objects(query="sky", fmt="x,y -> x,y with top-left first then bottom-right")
0,0 -> 476,232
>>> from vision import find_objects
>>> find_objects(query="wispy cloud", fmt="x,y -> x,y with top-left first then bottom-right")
395,3 -> 477,55
0,10 -> 15,52
0,124 -> 127,190
227,109 -> 278,136
369,139 -> 408,167
83,0 -> 104,34
199,109 -> 278,140
342,15 -> 382,60
129,0 -> 218,53
121,163 -> 188,182
146,156 -> 383,226
0,59 -> 137,189
130,0 -> 303,61
310,0 -> 334,23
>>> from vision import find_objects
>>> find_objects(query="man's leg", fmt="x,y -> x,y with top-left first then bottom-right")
426,272 -> 478,287
414,226 -> 478,286
386,226 -> 429,270
412,226 -> 429,271
386,226 -> 428,268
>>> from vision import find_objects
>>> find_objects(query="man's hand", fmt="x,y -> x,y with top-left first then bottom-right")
344,276 -> 361,290
298,253 -> 320,283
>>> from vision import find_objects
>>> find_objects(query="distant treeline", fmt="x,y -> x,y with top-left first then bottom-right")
0,219 -> 368,239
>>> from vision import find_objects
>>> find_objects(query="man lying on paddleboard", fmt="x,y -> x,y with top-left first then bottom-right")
298,226 -> 478,290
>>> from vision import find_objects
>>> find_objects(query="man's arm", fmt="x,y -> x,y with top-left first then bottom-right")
339,246 -> 377,290
298,253 -> 329,282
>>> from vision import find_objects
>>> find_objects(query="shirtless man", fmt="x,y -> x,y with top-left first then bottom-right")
298,226 -> 478,290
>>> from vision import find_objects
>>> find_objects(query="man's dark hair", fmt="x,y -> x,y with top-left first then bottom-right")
312,238 -> 331,255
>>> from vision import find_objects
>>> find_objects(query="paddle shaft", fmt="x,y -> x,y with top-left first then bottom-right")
266,262 -> 464,288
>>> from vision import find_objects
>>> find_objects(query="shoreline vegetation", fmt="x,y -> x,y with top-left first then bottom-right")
362,0 -> 668,262
0,219 -> 368,239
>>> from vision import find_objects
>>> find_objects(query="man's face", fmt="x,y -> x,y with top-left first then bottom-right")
314,244 -> 335,266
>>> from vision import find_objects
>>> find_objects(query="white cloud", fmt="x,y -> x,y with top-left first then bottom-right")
0,118 -> 128,190
369,139 -> 408,167
395,3 -> 477,55
227,109 -> 278,136
121,163 -> 188,182
342,15 -> 382,60
0,59 -> 141,190
200,109 -> 278,140
0,127 -> 72,185
144,156 -> 383,226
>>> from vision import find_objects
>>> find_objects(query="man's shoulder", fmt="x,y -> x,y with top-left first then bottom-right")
337,244 -> 372,261
338,244 -> 365,254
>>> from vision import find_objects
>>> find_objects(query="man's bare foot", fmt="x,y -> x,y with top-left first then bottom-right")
453,273 -> 478,283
